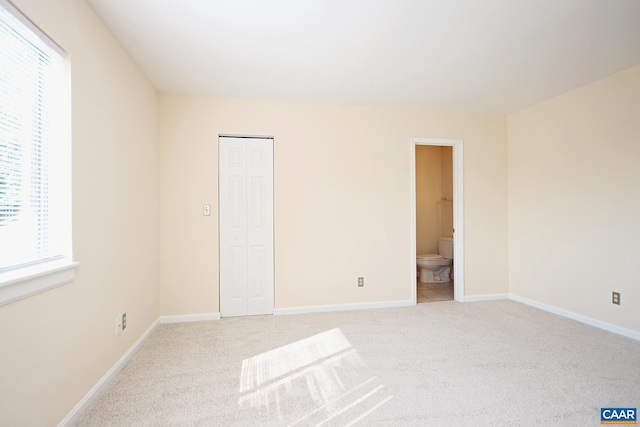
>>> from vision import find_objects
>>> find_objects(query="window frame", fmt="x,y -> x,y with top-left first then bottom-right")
0,0 -> 77,306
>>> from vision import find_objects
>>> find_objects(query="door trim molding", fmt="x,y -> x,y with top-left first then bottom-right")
410,137 -> 464,303
218,134 -> 274,139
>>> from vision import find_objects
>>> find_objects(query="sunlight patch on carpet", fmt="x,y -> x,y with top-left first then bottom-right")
239,328 -> 393,424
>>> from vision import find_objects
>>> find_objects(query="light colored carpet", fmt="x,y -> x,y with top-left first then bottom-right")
76,301 -> 640,426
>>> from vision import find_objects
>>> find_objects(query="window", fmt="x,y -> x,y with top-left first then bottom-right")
0,0 -> 75,306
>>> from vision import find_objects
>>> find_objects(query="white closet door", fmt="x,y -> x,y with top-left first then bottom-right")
219,137 -> 273,317
246,138 -> 274,315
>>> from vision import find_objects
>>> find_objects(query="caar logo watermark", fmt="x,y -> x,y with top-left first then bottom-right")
601,408 -> 637,424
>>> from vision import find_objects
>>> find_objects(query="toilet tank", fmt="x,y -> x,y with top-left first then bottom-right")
438,237 -> 454,259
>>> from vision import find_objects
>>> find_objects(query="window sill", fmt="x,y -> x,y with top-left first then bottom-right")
0,260 -> 79,307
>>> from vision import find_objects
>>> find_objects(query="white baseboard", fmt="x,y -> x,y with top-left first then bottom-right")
58,318 -> 159,427
274,299 -> 413,316
509,294 -> 640,342
159,312 -> 220,324
463,293 -> 510,302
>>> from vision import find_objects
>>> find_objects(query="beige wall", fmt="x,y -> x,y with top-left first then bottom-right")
0,0 -> 159,425
159,95 -> 509,312
508,64 -> 640,333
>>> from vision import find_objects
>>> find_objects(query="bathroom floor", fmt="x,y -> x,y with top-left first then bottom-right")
417,280 -> 454,303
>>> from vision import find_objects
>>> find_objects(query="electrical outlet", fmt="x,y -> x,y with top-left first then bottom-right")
116,313 -> 127,335
612,292 -> 620,305
358,277 -> 364,287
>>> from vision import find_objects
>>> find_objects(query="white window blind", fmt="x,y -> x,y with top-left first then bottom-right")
0,0 -> 74,304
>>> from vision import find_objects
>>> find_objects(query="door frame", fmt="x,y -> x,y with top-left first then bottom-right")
410,137 -> 464,303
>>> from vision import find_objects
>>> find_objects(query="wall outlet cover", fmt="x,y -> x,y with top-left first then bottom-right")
612,292 -> 620,305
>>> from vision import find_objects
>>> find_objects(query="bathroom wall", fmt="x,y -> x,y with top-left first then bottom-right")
415,146 -> 453,255
416,146 -> 442,255
440,146 -> 454,237
441,146 -> 453,200
0,0 -> 159,425
508,64 -> 640,334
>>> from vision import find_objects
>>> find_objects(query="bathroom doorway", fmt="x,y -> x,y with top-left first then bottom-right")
410,138 -> 464,304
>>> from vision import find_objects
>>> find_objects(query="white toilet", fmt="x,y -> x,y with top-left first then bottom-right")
417,237 -> 453,283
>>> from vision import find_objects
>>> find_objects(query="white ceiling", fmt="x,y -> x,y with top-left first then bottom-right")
87,0 -> 640,114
